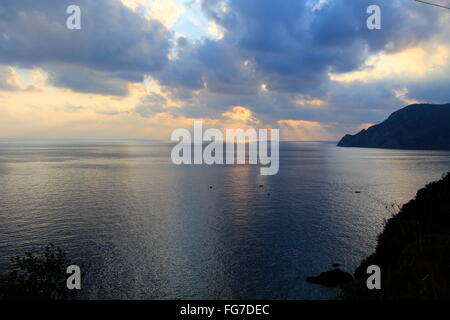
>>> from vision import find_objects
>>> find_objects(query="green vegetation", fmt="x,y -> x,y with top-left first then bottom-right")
341,172 -> 450,299
0,244 -> 80,300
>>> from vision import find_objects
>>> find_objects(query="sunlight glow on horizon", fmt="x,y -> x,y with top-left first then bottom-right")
1,0 -> 449,140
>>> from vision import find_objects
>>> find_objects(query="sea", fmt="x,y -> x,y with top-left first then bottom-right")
1,139 -> 449,299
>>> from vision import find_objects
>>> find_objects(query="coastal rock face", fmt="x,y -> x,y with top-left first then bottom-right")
306,269 -> 353,287
337,103 -> 450,150
341,172 -> 450,300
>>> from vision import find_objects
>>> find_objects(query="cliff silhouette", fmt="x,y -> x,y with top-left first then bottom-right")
338,103 -> 450,150
341,172 -> 450,299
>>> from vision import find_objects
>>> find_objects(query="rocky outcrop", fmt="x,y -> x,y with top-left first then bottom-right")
338,103 -> 450,150
306,268 -> 353,287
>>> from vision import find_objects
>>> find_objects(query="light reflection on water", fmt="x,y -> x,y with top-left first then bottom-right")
0,140 -> 449,299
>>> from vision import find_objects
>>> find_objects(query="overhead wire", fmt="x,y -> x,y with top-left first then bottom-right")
414,0 -> 450,10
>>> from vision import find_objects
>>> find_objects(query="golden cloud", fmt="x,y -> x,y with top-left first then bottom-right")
329,45 -> 450,83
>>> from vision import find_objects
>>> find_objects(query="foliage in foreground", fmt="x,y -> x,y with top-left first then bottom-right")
0,244 -> 79,300
341,172 -> 450,300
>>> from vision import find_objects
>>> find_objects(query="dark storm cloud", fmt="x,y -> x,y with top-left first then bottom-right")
157,38 -> 261,95
1,0 -> 448,130
0,0 -> 171,95
196,0 -> 442,93
152,0 -> 448,129
46,64 -> 132,96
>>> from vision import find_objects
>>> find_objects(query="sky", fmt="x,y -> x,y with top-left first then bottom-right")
0,0 -> 449,140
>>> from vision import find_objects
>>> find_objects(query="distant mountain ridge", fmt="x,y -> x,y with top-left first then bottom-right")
337,103 -> 450,150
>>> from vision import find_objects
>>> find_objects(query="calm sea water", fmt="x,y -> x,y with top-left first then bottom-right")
0,140 -> 449,299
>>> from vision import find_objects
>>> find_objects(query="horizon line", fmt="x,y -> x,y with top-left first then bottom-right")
0,137 -> 339,143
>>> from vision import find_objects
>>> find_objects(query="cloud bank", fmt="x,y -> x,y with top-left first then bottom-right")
1,0 -> 449,139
